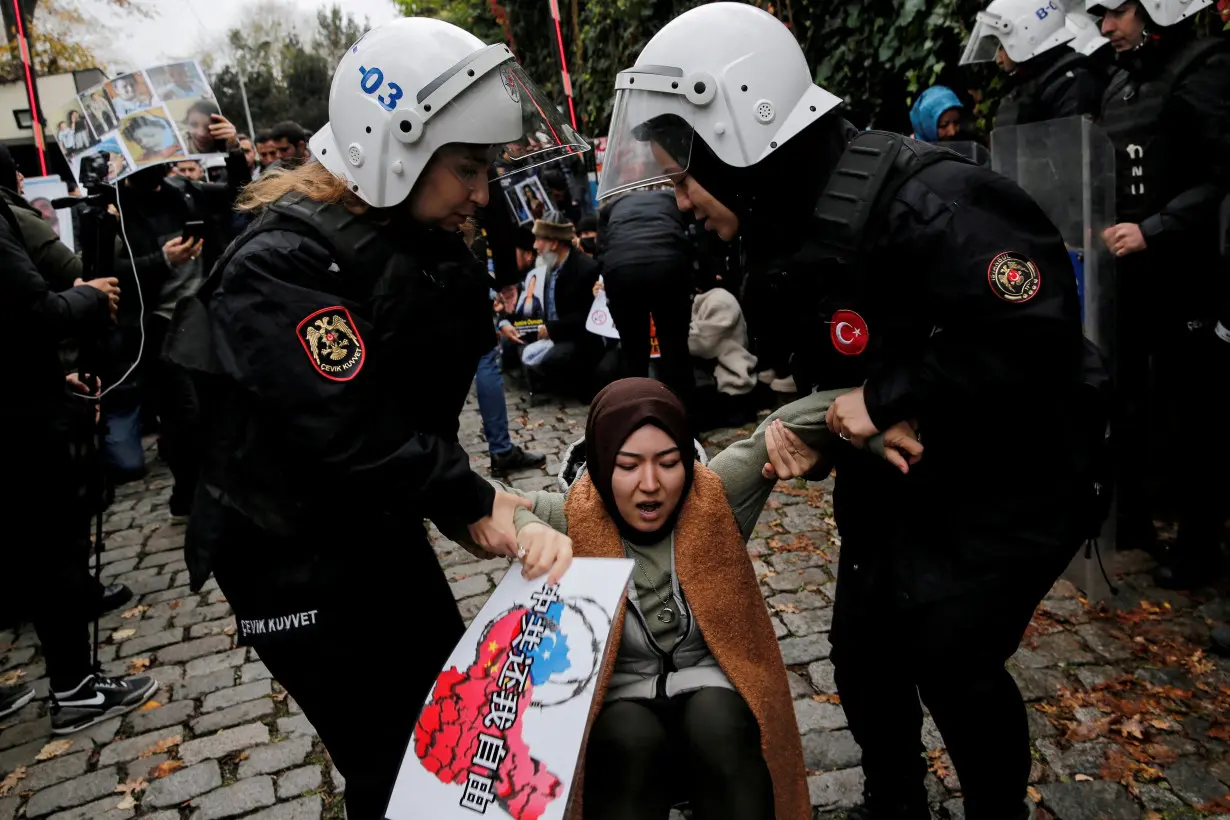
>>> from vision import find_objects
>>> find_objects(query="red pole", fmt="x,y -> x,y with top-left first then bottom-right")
548,0 -> 578,131
11,0 -> 47,176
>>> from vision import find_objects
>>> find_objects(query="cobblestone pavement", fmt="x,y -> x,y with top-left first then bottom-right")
2,378 -> 1228,820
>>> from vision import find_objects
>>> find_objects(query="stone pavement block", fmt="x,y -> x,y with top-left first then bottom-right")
192,699 -> 274,735
139,813 -> 182,820
0,797 -> 16,820
1074,665 -> 1118,690
450,576 -> 490,600
277,715 -> 317,738
201,681 -> 270,714
794,699 -> 847,733
0,715 -> 50,751
445,559 -> 508,581
1035,738 -> 1110,779
781,608 -> 832,636
770,617 -> 787,639
144,760 -> 223,808
458,596 -> 487,622
140,551 -> 186,569
24,767 -> 118,818
180,723 -> 270,766
1010,667 -> 1069,702
44,795 -> 133,820
778,634 -> 832,665
1164,757 -> 1230,806
116,568 -> 162,586
190,619 -> 237,639
191,776 -> 276,820
143,665 -> 184,686
787,671 -> 814,699
119,629 -> 184,658
126,699 -> 196,734
240,662 -> 271,684
99,546 -> 142,566
157,636 -> 234,666
173,571 -> 192,588
1016,633 -> 1096,668
0,646 -> 36,673
276,766 -> 322,799
147,598 -> 198,621
768,591 -> 830,612
803,730 -> 862,772
175,603 -> 232,629
768,553 -> 829,573
1075,624 -> 1134,663
207,589 -> 228,605
807,767 -> 864,810
807,660 -> 837,694
98,726 -> 184,767
237,735 -> 314,779
185,649 -> 246,679
241,795 -> 321,820
18,752 -> 90,793
142,586 -> 193,606
1039,781 -> 1141,820
329,765 -> 345,794
160,559 -> 189,575
144,534 -> 185,554
131,617 -> 173,638
101,558 -> 139,579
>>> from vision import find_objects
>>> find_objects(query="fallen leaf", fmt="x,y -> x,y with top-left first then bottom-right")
234,751 -> 249,762
167,601 -> 182,610
110,628 -> 136,642
138,700 -> 162,713
0,669 -> 25,686
811,693 -> 841,704
1027,786 -> 1043,803
0,767 -> 26,797
926,749 -> 952,780
120,605 -> 149,619
223,625 -> 237,637
148,760 -> 184,779
137,735 -> 182,759
1117,716 -> 1146,740
115,777 -> 147,811
34,739 -> 74,761
271,691 -> 288,703
1074,774 -> 1094,782
128,658 -> 151,675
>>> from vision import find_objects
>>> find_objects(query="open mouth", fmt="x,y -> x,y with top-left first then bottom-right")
636,501 -> 663,521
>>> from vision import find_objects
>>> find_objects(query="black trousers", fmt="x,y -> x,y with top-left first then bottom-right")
830,566 -> 1052,820
146,315 -> 201,508
582,687 -> 774,820
603,261 -> 695,408
528,337 -> 605,401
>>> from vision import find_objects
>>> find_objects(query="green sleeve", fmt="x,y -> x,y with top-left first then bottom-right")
433,479 -> 569,558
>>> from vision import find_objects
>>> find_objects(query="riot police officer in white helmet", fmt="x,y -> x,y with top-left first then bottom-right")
165,17 -> 584,818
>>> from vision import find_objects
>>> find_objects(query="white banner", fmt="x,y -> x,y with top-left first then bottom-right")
388,557 -> 634,820
584,290 -> 619,340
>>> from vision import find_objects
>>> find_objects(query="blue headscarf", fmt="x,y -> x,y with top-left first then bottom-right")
909,86 -> 964,143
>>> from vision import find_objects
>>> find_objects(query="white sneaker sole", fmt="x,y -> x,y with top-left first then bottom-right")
51,678 -> 158,735
0,688 -> 35,720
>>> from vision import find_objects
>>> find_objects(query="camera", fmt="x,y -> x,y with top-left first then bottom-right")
79,153 -> 110,190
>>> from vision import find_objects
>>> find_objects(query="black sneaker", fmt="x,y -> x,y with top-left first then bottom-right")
169,490 -> 192,524
490,445 -> 546,477
51,674 -> 157,735
0,684 -> 34,720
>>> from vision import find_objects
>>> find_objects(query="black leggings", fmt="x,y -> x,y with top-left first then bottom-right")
582,687 -> 774,820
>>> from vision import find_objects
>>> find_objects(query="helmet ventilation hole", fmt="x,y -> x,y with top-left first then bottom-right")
755,100 -> 775,124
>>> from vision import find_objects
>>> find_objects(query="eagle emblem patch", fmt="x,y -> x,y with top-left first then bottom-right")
297,306 -> 364,381
987,253 -> 1041,304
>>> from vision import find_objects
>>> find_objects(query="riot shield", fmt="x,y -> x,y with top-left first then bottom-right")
991,116 -> 1118,602
940,140 -> 990,167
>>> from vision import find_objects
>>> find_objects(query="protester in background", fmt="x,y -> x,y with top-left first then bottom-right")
689,270 -> 760,431
255,129 -> 278,170
265,121 -> 310,171
908,86 -> 963,143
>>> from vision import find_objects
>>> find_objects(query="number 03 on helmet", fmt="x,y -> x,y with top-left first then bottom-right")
310,17 -> 589,208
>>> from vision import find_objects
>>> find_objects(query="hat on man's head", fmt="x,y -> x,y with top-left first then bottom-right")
532,216 -> 575,243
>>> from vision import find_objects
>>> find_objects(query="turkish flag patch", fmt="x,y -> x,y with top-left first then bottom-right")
830,309 -> 869,356
297,306 -> 365,381
987,252 -> 1041,303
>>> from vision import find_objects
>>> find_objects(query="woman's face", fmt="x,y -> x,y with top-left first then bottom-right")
936,108 -> 961,140
186,112 -> 212,149
610,425 -> 686,534
115,79 -> 136,100
649,141 -> 739,240
407,145 -> 491,230
133,123 -> 163,151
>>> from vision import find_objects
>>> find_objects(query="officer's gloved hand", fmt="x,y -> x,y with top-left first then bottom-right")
468,491 -> 532,557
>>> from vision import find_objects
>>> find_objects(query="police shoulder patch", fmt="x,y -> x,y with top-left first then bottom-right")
986,252 -> 1041,304
297,306 -> 364,381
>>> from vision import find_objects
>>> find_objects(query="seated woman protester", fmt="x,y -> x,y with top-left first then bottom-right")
453,378 -> 921,820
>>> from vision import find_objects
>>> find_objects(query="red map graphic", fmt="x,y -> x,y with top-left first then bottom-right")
415,608 -> 563,819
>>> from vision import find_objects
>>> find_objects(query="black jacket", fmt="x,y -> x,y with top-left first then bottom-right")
994,48 -> 1107,128
597,189 -> 690,272
165,194 -> 498,640
2,200 -> 110,437
781,134 -> 1088,604
545,247 -> 601,344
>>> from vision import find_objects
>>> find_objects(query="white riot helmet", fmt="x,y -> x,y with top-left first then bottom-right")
308,17 -> 588,208
1085,0 -> 1213,26
1065,6 -> 1113,54
596,2 -> 842,200
961,0 -> 1077,65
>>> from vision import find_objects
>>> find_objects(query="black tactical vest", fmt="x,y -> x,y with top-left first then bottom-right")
995,50 -> 1088,128
1099,37 -> 1228,224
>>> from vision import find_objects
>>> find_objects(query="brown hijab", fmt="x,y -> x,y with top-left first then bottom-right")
583,378 -> 694,545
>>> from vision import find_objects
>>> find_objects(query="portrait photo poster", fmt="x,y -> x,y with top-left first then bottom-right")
22,175 -> 74,253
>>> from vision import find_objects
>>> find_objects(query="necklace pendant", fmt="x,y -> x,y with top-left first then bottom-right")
657,607 -> 675,624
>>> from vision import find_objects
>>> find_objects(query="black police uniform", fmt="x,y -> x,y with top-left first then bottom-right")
782,129 -> 1091,820
995,46 -> 1108,127
165,193 -> 499,820
1098,29 -> 1230,567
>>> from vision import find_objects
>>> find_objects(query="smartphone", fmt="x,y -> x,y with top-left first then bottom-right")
181,220 -> 206,243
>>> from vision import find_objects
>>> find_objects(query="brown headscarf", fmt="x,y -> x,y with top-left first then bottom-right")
583,378 -> 694,546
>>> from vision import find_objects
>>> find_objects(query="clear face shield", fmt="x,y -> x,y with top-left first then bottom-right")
488,62 -> 590,175
596,69 -> 698,200
960,12 -> 1011,65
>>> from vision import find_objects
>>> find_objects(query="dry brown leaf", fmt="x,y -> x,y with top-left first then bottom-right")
1117,716 -> 1146,740
234,751 -> 249,762
128,657 -> 151,675
137,735 -> 182,759
1027,786 -> 1043,803
0,767 -> 26,797
0,669 -> 25,686
223,625 -> 237,637
138,700 -> 162,713
271,691 -> 288,703
35,739 -> 74,761
1074,774 -> 1094,782
148,760 -> 184,779
110,628 -> 136,642
926,749 -> 952,780
120,605 -> 149,619
167,600 -> 182,610
811,693 -> 841,704
115,777 -> 147,811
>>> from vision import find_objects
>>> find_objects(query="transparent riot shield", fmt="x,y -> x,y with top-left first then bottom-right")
940,140 -> 991,167
991,116 -> 1118,602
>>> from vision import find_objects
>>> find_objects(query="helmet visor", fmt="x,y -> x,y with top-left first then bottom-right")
491,62 -> 590,175
596,87 -> 695,200
961,18 -> 1004,65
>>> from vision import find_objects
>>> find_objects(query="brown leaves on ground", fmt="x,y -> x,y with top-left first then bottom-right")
109,628 -> 136,642
138,700 -> 162,712
34,739 -> 74,761
765,532 -> 831,560
811,693 -> 841,704
120,605 -> 149,619
137,735 -> 181,759
1027,786 -> 1043,803
148,760 -> 184,779
115,777 -> 147,810
0,669 -> 25,686
926,748 -> 952,780
0,767 -> 27,797
167,601 -> 182,610
128,657 -> 151,675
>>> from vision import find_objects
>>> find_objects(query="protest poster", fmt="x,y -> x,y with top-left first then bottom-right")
388,557 -> 634,820
515,176 -> 551,223
22,176 -> 74,253
585,284 -> 661,357
48,60 -> 224,186
510,266 -> 546,339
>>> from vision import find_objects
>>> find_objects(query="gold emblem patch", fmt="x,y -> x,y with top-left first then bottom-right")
297,306 -> 364,381
987,252 -> 1041,304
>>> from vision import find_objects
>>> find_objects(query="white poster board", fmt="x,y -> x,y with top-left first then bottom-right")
21,176 -> 74,253
388,557 -> 634,820
584,290 -> 619,340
